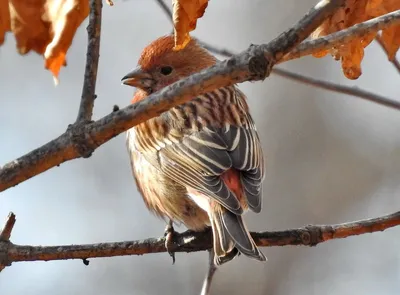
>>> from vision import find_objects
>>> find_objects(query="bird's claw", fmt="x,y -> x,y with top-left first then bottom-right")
164,220 -> 177,264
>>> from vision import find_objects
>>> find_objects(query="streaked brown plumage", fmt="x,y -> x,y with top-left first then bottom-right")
122,35 -> 266,264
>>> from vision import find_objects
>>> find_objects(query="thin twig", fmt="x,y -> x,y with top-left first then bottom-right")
154,0 -> 400,111
375,34 -> 400,75
0,212 -> 16,272
198,42 -> 235,58
0,0 -> 344,192
0,211 -> 398,266
0,212 -> 16,242
200,250 -> 217,295
272,68 -> 400,110
281,9 -> 400,63
200,42 -> 400,111
155,0 -> 172,19
76,0 -> 102,123
154,0 -> 400,68
0,212 -> 15,242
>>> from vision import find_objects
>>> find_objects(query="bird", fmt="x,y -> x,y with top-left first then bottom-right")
121,35 -> 266,266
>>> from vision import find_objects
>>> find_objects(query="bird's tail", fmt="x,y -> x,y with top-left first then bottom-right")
210,203 -> 266,265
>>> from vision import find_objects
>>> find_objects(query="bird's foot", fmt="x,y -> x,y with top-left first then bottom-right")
164,219 -> 177,264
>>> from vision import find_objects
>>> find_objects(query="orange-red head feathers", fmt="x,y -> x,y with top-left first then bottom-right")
122,35 -> 216,99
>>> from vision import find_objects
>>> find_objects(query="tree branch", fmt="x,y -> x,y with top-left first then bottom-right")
0,211 -> 398,268
154,0 -> 172,19
154,0 -> 400,111
0,212 -> 16,272
272,68 -> 400,110
199,42 -> 400,111
76,0 -> 102,123
200,250 -> 217,295
0,0 -> 344,192
0,213 -> 15,242
281,9 -> 400,63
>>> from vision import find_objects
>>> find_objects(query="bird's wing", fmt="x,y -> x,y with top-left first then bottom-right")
138,86 -> 264,215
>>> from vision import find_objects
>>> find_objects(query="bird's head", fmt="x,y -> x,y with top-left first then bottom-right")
121,35 -> 216,96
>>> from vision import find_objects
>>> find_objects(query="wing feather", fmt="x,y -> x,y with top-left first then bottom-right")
135,86 -> 265,215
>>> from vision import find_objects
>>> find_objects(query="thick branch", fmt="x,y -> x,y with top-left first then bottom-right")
281,9 -> 400,63
0,0 -> 344,192
76,0 -> 102,123
0,211 -> 398,266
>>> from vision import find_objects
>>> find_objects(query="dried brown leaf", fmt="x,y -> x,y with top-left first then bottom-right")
381,24 -> 400,60
172,0 -> 208,50
9,0 -> 51,55
43,0 -> 89,83
311,0 -> 400,79
2,0 -> 89,83
376,0 -> 400,60
0,0 -> 10,45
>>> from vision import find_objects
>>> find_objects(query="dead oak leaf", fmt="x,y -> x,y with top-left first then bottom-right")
381,24 -> 400,60
369,0 -> 400,61
311,0 -> 400,80
43,0 -> 89,84
172,0 -> 208,50
0,0 -> 10,45
3,0 -> 89,83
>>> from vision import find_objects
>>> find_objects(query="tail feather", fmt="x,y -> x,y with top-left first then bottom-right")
216,210 -> 235,253
211,204 -> 266,265
210,213 -> 224,257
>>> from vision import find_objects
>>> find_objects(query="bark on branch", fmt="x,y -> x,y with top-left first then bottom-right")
199,43 -> 400,111
0,0 -> 345,192
281,9 -> 400,62
76,0 -> 102,123
0,211 -> 398,269
155,0 -> 400,111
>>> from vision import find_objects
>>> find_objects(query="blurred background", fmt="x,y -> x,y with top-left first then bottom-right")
1,0 -> 400,294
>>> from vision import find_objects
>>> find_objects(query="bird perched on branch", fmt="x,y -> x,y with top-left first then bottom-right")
122,35 -> 266,266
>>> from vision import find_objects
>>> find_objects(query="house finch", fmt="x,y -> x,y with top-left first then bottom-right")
122,35 -> 266,265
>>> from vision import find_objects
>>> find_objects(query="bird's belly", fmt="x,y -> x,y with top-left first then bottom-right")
127,129 -> 209,231
187,191 -> 211,213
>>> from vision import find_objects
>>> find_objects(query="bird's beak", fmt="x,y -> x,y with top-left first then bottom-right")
121,66 -> 155,89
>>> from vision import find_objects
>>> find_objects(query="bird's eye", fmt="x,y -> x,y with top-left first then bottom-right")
160,66 -> 173,75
